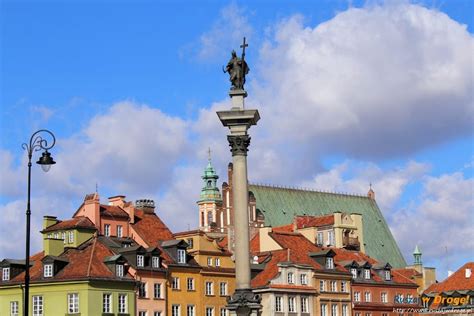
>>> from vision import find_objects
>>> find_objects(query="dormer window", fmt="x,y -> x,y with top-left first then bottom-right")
287,272 -> 295,284
177,249 -> 186,264
116,264 -> 124,277
152,256 -> 160,268
364,268 -> 371,279
68,231 -> 74,243
385,270 -> 391,281
215,258 -> 221,267
351,268 -> 357,279
326,257 -> 334,269
117,225 -> 123,238
2,267 -> 10,281
44,264 -> 53,277
207,257 -> 213,266
300,274 -> 308,285
137,255 -> 144,267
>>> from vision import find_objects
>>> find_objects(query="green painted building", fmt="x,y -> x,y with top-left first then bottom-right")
247,184 -> 406,268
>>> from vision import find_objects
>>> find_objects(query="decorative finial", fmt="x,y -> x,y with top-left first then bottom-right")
95,182 -> 98,193
369,182 -> 372,190
208,147 -> 212,162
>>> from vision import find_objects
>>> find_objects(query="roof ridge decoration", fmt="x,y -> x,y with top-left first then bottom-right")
249,182 -> 368,198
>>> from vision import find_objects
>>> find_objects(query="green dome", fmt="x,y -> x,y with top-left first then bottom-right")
198,156 -> 222,203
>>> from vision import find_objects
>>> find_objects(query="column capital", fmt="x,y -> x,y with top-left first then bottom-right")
227,135 -> 251,156
226,288 -> 262,315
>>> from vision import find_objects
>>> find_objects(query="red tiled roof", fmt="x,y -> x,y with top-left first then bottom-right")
9,238 -> 132,283
425,262 -> 474,294
392,268 -> 422,282
273,224 -> 294,233
42,216 -> 96,232
250,233 -> 260,254
100,205 -> 129,218
295,215 -> 334,229
131,210 -> 174,247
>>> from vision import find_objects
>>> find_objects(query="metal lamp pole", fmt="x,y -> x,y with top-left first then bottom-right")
22,129 -> 56,316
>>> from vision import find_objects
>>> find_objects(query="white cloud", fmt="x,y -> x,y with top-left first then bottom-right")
194,3 -> 254,61
251,3 -> 473,160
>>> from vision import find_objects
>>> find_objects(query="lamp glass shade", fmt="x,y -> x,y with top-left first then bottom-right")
36,151 -> 56,173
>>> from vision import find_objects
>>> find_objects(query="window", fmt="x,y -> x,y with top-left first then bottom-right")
68,293 -> 79,314
385,270 -> 391,280
341,281 -> 347,292
33,296 -> 43,316
10,301 -> 19,316
351,268 -> 357,279
320,280 -> 326,292
187,305 -> 195,316
154,283 -> 162,298
177,249 -> 186,263
172,277 -> 180,290
68,231 -> 74,243
137,255 -> 144,267
355,313 -> 361,316
220,308 -> 227,316
54,233 -> 59,239
152,256 -> 160,268
215,258 -> 221,267
154,312 -> 162,316
342,304 -> 348,316
117,225 -> 123,237
2,267 -> 10,281
205,281 -> 214,295
172,304 -> 180,316
317,232 -> 323,245
139,282 -> 147,298
288,296 -> 296,313
118,294 -> 127,313
103,293 -> 112,313
321,303 -> 327,316
44,264 -> 53,277
219,282 -> 227,296
365,313 -> 372,316
382,314 -> 388,316
328,230 -> 335,246
287,272 -> 295,284
104,224 -> 111,237
331,304 -> 338,316
301,296 -> 309,313
62,232 -> 66,244
364,291 -> 371,302
205,307 -> 214,316
354,292 -> 361,302
116,264 -> 124,277
275,296 -> 283,312
364,268 -> 370,279
381,292 -> 388,303
187,278 -> 195,291
187,238 -> 193,248
207,257 -> 213,266
139,312 -> 147,316
330,280 -> 337,292
300,273 -> 308,285
326,257 -> 334,269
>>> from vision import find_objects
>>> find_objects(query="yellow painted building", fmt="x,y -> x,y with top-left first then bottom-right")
167,230 -> 235,316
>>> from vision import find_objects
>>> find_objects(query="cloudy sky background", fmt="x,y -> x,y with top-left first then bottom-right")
1,0 -> 473,279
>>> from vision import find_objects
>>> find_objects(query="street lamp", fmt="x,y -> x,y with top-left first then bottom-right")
21,129 -> 56,316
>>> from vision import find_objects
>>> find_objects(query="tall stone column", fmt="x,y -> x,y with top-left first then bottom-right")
217,90 -> 262,316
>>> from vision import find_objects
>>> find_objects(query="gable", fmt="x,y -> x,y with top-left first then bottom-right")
249,184 -> 406,268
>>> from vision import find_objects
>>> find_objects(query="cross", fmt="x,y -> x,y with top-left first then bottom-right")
208,147 -> 212,161
240,37 -> 248,60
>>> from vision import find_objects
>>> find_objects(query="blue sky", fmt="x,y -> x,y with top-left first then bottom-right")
1,0 -> 473,281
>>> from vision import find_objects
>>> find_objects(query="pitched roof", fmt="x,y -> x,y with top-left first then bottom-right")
425,262 -> 474,294
42,216 -> 96,232
295,214 -> 334,228
131,209 -> 174,247
249,184 -> 406,267
7,238 -> 134,284
100,205 -> 129,218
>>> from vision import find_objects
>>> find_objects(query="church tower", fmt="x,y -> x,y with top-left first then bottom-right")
198,150 -> 223,232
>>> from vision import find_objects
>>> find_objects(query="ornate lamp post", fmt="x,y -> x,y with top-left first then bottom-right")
21,129 -> 56,316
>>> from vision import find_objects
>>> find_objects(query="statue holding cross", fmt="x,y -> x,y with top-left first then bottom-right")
224,37 -> 250,91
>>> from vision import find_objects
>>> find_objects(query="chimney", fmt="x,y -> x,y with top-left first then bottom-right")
43,216 -> 59,229
466,268 -> 472,278
108,195 -> 126,207
84,192 -> 100,228
135,199 -> 156,214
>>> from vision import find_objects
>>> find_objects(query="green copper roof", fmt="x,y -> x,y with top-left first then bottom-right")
198,158 -> 222,203
413,245 -> 422,255
248,184 -> 406,268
